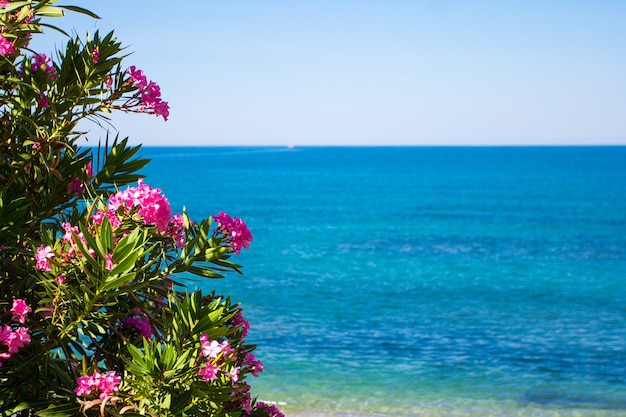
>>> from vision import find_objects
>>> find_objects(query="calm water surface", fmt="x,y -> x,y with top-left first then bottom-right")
139,147 -> 626,416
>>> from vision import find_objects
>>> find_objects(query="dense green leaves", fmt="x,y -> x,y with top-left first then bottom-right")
1,3 -> 271,417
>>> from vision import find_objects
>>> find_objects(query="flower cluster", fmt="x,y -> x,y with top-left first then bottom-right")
121,312 -> 153,340
35,245 -> 54,272
127,66 -> 170,120
75,370 -> 122,400
0,34 -> 13,55
198,334 -> 235,382
35,221 -> 107,277
213,212 -> 253,254
11,299 -> 31,324
0,299 -> 32,366
93,180 -> 183,239
68,161 -> 94,196
256,402 -> 285,417
232,309 -> 250,337
31,53 -> 56,79
196,309 -> 264,387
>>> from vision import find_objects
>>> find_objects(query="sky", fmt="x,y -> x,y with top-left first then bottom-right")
31,1 -> 626,146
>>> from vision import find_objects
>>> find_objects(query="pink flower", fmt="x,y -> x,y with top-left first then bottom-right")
153,100 -> 170,121
35,245 -> 54,271
0,1 -> 10,8
0,34 -> 14,56
31,54 -> 56,79
226,366 -> 240,384
126,66 -> 169,120
0,325 -> 31,354
38,92 -> 49,108
67,174 -> 84,195
11,299 -> 31,324
105,253 -> 114,271
141,81 -> 161,105
62,223 -> 94,259
95,371 -> 122,400
231,384 -> 253,414
0,326 -> 12,345
56,274 -> 66,285
32,141 -> 42,150
75,371 -> 121,400
75,375 -> 93,396
95,180 -> 173,234
86,161 -> 94,178
214,212 -> 253,254
232,309 -> 250,337
92,47 -> 100,64
121,315 -> 153,339
168,214 -> 186,248
243,351 -> 263,377
198,362 -> 219,382
200,335 -> 222,358
256,402 -> 285,417
127,66 -> 147,88
200,335 -> 234,359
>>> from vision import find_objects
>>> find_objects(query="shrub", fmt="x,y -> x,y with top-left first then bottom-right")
0,2 -> 281,416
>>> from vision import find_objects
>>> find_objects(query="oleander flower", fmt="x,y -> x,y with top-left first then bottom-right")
11,299 -> 31,324
168,213 -> 186,249
38,92 -> 49,108
200,334 -> 233,359
213,212 -> 253,254
127,66 -> 147,88
31,54 -> 56,79
232,309 -> 250,337
127,66 -> 169,120
0,325 -> 31,355
74,375 -> 93,397
104,253 -> 114,271
243,351 -> 263,377
256,402 -> 285,417
230,384 -> 253,414
75,370 -> 121,400
67,174 -> 84,195
98,179 -> 172,233
0,34 -> 14,55
35,245 -> 54,271
226,366 -> 240,384
62,222 -> 94,259
198,362 -> 219,382
121,315 -> 153,339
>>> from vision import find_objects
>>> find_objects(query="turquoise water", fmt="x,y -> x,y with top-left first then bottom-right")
139,147 -> 626,416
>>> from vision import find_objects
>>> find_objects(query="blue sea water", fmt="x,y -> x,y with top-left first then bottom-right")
139,146 -> 626,417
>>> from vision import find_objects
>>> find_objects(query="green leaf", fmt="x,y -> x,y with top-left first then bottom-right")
58,5 -> 101,19
128,343 -> 146,364
188,266 -> 224,279
101,272 -> 136,292
37,6 -> 65,18
100,215 -> 113,253
34,402 -> 81,417
78,222 -> 105,260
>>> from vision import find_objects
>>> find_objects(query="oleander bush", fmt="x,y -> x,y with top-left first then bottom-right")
0,2 -> 281,416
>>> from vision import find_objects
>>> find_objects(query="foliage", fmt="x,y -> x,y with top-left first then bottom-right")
0,2 -> 281,416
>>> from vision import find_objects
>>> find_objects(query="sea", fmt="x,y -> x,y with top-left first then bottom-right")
137,146 -> 626,417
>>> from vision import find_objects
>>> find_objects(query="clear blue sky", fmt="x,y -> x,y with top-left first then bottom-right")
32,1 -> 626,146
